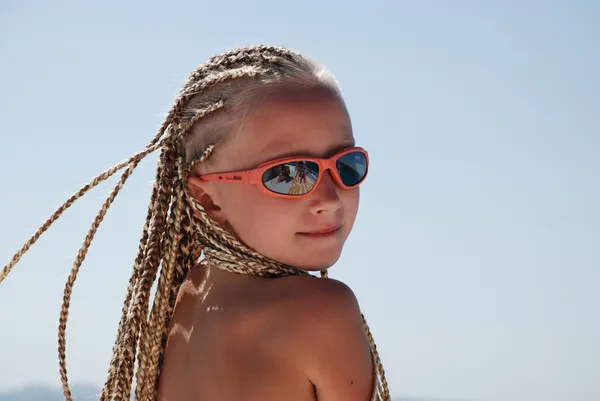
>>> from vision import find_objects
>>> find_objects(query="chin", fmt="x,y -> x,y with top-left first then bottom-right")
264,238 -> 346,272
293,251 -> 342,272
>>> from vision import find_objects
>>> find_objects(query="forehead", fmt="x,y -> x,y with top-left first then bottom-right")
217,86 -> 354,170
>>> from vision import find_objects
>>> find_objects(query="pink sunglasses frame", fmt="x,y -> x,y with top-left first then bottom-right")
197,146 -> 369,199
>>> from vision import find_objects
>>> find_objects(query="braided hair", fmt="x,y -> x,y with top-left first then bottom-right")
1,45 -> 390,401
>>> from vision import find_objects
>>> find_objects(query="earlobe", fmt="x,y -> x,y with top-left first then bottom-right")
186,176 -> 227,225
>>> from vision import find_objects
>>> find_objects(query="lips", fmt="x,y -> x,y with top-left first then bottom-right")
298,223 -> 342,236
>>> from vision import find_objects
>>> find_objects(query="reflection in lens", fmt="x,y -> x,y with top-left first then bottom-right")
337,152 -> 367,186
262,161 -> 319,195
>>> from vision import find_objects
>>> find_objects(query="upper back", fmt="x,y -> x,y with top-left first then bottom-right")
158,266 -> 315,401
157,265 -> 374,401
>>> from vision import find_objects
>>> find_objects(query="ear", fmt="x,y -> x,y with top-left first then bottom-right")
186,176 -> 227,225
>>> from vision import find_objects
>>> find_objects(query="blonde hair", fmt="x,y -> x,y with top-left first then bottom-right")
0,45 -> 390,401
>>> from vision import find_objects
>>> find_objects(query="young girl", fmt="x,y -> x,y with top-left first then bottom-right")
1,45 -> 390,401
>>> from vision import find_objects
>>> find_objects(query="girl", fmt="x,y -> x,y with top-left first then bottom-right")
1,45 -> 390,401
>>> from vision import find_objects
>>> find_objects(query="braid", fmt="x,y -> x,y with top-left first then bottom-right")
101,159 -> 163,400
180,66 -> 268,98
134,153 -> 188,401
183,45 -> 300,87
114,147 -> 175,401
158,46 -> 297,141
56,160 -> 141,400
1,45 -> 390,401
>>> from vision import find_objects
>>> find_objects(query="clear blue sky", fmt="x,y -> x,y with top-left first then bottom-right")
1,1 -> 599,401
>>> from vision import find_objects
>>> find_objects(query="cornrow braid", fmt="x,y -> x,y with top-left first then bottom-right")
1,45 -> 390,401
182,45 -> 301,87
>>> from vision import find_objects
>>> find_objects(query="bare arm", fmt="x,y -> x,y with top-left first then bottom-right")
297,279 -> 375,401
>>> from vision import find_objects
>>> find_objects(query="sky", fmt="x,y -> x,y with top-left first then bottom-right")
0,1 -> 599,400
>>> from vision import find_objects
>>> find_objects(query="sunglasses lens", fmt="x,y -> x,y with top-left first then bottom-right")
337,151 -> 367,187
260,151 -> 366,196
262,161 -> 320,195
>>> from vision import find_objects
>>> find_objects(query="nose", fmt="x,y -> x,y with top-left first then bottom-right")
309,171 -> 342,215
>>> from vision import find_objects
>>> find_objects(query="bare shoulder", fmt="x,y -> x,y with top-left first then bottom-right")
272,276 -> 363,330
281,275 -> 360,317
277,276 -> 375,401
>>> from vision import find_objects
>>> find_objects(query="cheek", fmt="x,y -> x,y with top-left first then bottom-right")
215,184 -> 361,268
341,187 -> 360,227
219,185 -> 298,246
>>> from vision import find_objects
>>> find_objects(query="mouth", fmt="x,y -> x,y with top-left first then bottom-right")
297,224 -> 343,237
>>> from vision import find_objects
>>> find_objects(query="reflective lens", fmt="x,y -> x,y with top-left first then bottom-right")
261,151 -> 367,196
337,151 -> 367,186
262,161 -> 319,195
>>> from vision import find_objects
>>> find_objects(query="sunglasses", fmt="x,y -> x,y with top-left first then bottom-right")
197,147 -> 369,198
